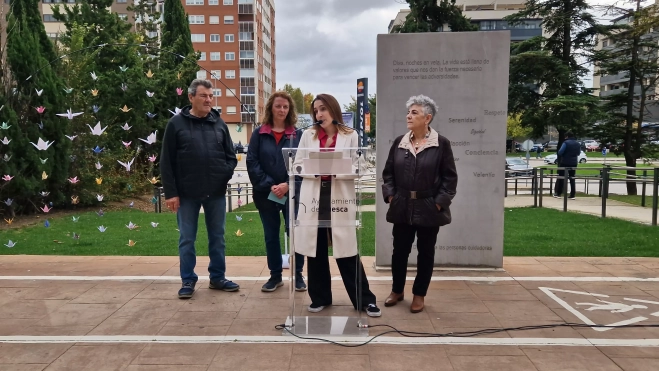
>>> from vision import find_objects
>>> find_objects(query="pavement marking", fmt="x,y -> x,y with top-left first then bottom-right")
1,335 -> 659,347
0,276 -> 658,282
540,287 -> 659,332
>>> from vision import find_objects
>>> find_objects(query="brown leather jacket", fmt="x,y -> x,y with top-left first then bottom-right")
382,129 -> 458,227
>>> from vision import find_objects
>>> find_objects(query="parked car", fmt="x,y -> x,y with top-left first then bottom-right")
583,139 -> 600,151
506,157 -> 533,176
545,141 -> 558,151
543,151 -> 588,165
532,143 -> 544,152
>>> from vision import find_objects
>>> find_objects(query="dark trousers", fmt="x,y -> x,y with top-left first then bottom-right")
307,180 -> 376,309
254,191 -> 304,280
391,223 -> 440,297
554,168 -> 576,197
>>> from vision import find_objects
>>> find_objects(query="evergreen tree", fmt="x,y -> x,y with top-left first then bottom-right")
591,0 -> 659,194
4,0 -> 69,212
160,0 -> 194,70
505,0 -> 604,157
390,0 -> 478,33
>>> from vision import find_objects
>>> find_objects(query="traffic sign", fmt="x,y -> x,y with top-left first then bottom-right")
521,139 -> 534,151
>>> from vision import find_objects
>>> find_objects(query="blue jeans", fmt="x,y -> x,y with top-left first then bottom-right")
177,196 -> 228,283
255,191 -> 304,280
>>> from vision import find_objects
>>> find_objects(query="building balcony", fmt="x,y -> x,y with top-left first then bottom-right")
599,85 -> 645,98
600,72 -> 630,85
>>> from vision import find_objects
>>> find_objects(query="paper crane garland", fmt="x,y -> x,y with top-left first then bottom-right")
30,138 -> 54,150
55,108 -> 82,120
88,122 -> 108,136
118,158 -> 135,172
139,131 -> 157,144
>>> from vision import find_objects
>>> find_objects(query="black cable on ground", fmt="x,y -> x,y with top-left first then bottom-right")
274,322 -> 659,348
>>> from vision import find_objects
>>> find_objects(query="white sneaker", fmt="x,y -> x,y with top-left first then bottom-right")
308,304 -> 325,313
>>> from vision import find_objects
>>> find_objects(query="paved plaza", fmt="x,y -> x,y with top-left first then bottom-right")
1,255 -> 659,370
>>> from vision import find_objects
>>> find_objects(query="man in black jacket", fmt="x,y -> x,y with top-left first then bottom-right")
160,79 -> 239,299
554,131 -> 580,199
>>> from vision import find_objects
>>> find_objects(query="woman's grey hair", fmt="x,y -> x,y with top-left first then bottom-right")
188,79 -> 213,95
406,95 -> 438,125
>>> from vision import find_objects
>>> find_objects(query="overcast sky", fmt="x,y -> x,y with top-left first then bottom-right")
274,0 -> 408,110
273,0 -> 624,109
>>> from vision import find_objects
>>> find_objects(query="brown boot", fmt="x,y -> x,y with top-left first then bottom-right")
384,292 -> 404,307
410,295 -> 424,313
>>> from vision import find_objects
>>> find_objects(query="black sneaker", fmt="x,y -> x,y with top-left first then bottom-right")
209,279 -> 240,292
569,196 -> 576,200
178,282 -> 195,299
261,278 -> 283,292
553,194 -> 560,198
295,274 -> 307,292
365,304 -> 381,317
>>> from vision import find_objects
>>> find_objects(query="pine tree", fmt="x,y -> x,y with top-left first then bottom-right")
160,0 -> 194,70
4,0 -> 69,212
505,0 -> 604,156
390,0 -> 478,33
592,0 -> 659,194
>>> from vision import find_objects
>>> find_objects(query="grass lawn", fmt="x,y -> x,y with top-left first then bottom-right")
2,207 -> 659,257
573,192 -> 657,208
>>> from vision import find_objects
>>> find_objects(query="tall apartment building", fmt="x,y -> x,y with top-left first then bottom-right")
0,0 -> 274,144
184,0 -> 275,144
593,10 -> 659,127
388,0 -> 543,42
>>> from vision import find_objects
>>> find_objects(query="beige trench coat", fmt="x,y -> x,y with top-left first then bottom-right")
292,129 -> 365,258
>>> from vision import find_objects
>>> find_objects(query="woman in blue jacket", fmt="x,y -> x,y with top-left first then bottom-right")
247,91 -> 305,292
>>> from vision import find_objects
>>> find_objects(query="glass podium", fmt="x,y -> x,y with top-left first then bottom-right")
281,146 -> 371,337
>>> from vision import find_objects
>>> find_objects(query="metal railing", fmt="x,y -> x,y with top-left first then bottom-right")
505,166 -> 659,226
153,182 -> 255,213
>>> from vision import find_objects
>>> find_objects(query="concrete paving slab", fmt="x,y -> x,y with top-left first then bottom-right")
0,256 -> 657,370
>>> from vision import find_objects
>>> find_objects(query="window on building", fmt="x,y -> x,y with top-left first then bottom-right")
214,106 -> 223,113
210,34 -> 220,42
191,34 -> 205,42
210,52 -> 221,61
148,31 -> 158,38
211,70 -> 221,79
116,0 -> 127,3
227,106 -> 237,114
224,15 -> 234,24
224,34 -> 234,42
209,16 -> 219,24
224,0 -> 233,4
43,14 -> 57,22
226,88 -> 236,97
209,0 -> 218,4
199,52 -> 206,61
226,70 -> 236,79
186,0 -> 204,4
196,70 -> 207,79
189,15 -> 204,24
213,89 -> 222,97
225,52 -> 235,61
118,13 -> 128,20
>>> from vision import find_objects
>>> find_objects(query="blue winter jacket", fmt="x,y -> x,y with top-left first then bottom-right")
557,138 -> 581,167
246,124 -> 303,193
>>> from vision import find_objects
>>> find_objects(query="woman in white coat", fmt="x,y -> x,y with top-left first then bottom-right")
292,93 -> 381,318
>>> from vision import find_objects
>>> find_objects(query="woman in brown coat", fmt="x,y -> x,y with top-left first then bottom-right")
381,94 -> 458,313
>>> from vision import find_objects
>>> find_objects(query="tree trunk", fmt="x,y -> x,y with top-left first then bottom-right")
623,0 -> 642,195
